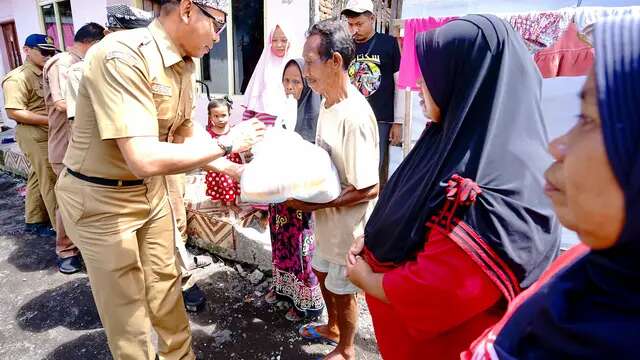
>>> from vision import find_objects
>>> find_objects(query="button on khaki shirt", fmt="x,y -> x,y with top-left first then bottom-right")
43,49 -> 82,164
2,60 -> 48,130
64,20 -> 195,180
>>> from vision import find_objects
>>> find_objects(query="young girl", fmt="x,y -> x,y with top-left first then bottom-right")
204,98 -> 243,205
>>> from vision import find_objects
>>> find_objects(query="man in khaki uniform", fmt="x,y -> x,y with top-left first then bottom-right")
43,22 -> 105,274
67,4 -> 212,311
55,1 -> 264,359
2,34 -> 57,236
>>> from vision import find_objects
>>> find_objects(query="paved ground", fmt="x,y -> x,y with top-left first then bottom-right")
0,172 -> 380,360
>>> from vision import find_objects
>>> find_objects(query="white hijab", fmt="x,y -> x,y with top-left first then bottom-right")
243,23 -> 301,115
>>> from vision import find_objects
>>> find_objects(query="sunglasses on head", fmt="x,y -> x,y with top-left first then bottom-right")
193,2 -> 227,35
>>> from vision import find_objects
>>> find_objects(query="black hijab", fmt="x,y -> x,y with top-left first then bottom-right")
283,58 -> 320,143
365,15 -> 560,287
492,15 -> 640,359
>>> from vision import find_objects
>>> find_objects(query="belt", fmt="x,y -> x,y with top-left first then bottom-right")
66,168 -> 144,187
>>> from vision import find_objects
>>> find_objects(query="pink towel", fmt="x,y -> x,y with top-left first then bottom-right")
397,17 -> 458,91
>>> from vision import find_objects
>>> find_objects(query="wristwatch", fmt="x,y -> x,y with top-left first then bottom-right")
216,135 -> 233,156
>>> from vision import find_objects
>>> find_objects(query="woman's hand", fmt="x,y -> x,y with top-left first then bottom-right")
346,255 -> 390,303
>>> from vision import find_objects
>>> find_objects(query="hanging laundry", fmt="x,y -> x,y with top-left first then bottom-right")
506,11 -> 572,54
571,6 -> 640,46
534,22 -> 594,78
397,17 -> 457,90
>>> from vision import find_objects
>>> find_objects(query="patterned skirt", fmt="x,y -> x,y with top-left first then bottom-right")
268,203 -> 323,312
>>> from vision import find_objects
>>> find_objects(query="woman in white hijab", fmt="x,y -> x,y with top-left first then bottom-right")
242,22 -> 300,126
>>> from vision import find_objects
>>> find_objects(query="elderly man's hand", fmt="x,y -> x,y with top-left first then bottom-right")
347,235 -> 365,266
390,123 -> 403,146
285,199 -> 321,212
346,255 -> 373,290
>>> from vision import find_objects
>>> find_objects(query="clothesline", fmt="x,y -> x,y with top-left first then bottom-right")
396,5 -> 640,90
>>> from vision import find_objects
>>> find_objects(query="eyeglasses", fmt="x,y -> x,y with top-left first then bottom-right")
193,1 -> 227,35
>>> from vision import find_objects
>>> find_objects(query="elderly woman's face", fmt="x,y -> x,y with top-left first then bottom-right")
544,71 -> 625,249
283,63 -> 304,100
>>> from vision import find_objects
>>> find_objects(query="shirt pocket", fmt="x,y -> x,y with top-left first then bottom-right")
152,92 -> 175,130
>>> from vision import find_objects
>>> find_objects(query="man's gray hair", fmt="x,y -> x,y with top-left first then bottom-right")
307,19 -> 355,71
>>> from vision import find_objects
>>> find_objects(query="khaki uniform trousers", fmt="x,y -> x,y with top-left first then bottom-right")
51,163 -> 78,258
55,171 -> 194,360
166,174 -> 187,243
16,124 -> 57,225
166,173 -> 197,286
25,172 -> 47,223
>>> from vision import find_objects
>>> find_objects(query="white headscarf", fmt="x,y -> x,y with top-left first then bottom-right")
243,23 -> 301,115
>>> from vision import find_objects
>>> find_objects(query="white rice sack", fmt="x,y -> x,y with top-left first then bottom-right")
240,128 -> 341,204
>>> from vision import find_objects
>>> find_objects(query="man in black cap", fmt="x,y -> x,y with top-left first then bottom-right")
2,34 -> 58,238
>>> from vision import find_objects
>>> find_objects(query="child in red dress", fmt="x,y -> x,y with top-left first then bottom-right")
204,98 -> 243,205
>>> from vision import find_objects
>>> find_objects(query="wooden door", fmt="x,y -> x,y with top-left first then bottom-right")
1,22 -> 22,70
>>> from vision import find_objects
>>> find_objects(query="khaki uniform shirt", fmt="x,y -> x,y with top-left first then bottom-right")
1,60 -> 48,130
63,20 -> 195,180
314,83 -> 380,265
43,49 -> 82,164
66,45 -> 99,120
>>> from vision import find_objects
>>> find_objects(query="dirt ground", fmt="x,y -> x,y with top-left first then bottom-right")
0,171 -> 380,360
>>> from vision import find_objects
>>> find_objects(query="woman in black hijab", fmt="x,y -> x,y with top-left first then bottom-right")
346,15 -> 560,359
265,59 -> 323,322
464,14 -> 640,360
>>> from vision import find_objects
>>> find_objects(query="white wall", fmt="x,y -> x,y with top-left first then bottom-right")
71,0 -> 107,31
12,0 -> 42,53
0,0 -> 41,126
264,0 -> 310,54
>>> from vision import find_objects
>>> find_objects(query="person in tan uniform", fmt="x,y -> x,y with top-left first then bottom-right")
2,34 -> 57,237
43,22 -> 105,274
67,3 -> 213,312
55,1 -> 264,359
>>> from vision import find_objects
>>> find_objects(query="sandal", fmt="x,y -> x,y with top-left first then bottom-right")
298,323 -> 338,346
185,255 -> 213,271
193,255 -> 212,268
